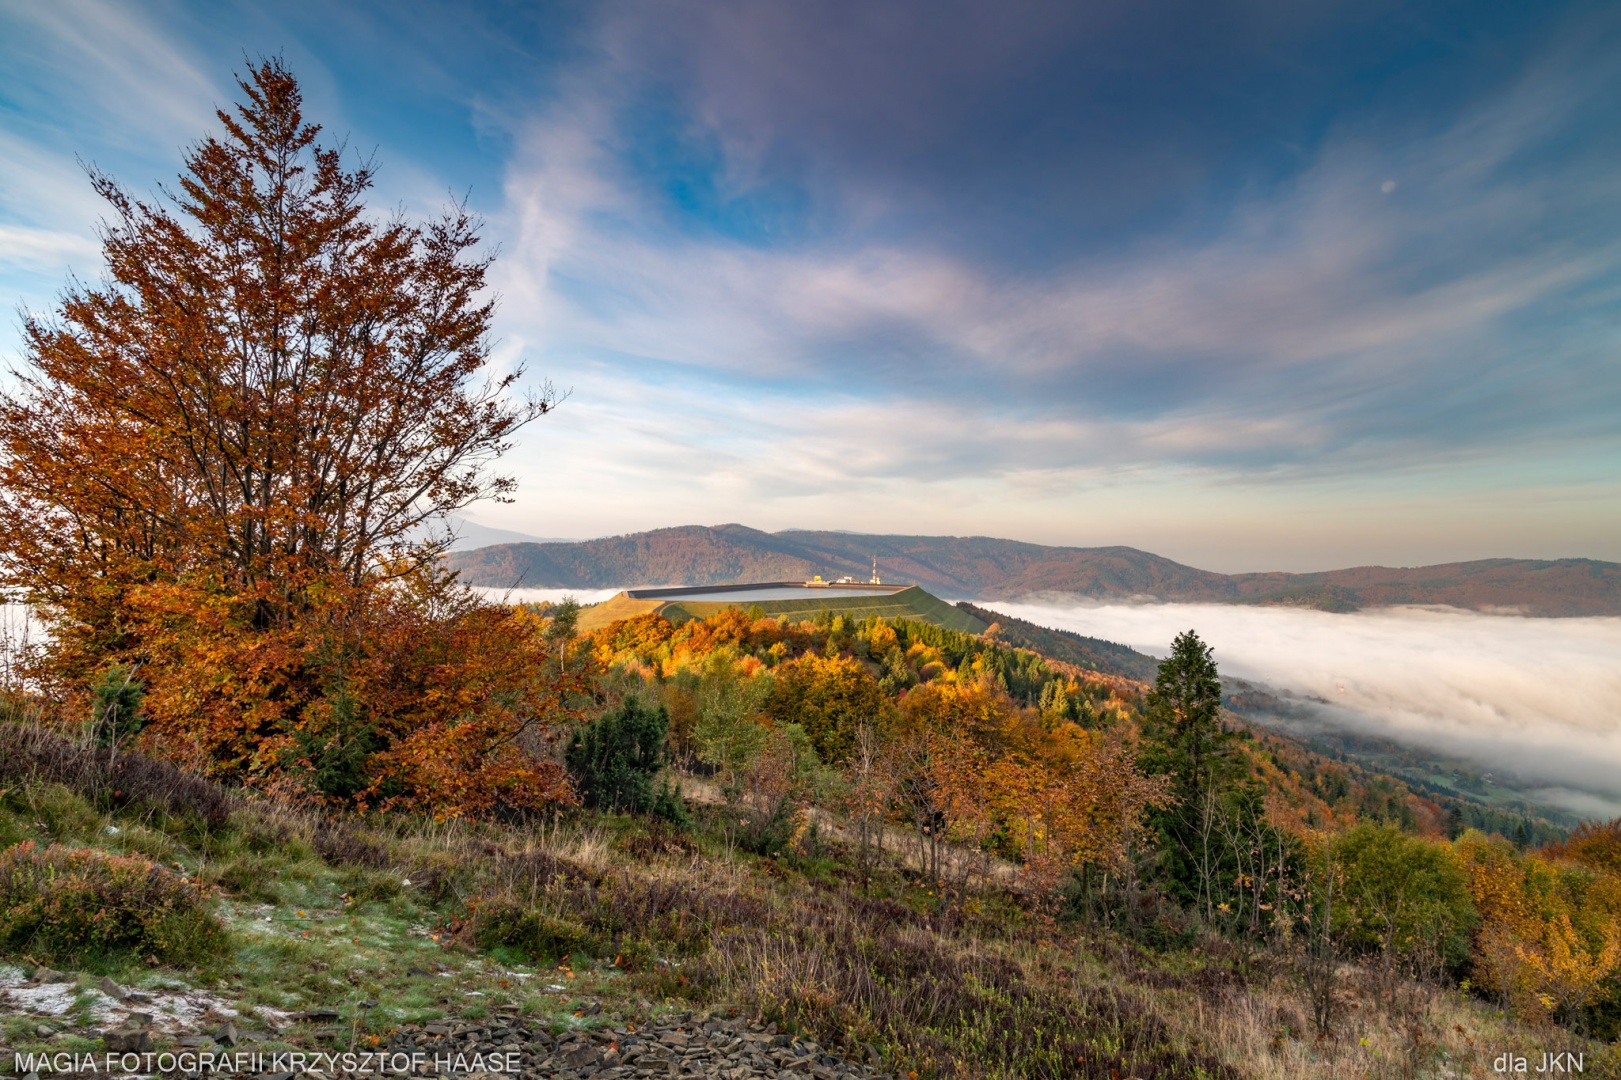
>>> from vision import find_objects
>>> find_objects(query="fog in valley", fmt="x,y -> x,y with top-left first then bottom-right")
14,589 -> 1621,820
986,600 -> 1621,820
479,588 -> 1621,819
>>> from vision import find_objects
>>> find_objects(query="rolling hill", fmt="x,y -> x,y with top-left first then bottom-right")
444,524 -> 1621,616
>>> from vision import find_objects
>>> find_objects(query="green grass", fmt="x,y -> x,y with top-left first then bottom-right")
0,783 -> 634,1060
665,585 -> 988,634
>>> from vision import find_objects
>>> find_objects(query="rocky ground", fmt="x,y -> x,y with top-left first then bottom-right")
2,966 -> 891,1079
384,1008 -> 892,1079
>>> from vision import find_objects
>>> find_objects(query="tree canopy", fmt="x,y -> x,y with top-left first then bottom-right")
0,59 -> 567,813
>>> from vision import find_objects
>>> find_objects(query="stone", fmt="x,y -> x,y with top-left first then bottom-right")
99,976 -> 128,1001
103,1027 -> 154,1053
390,1005 -> 883,1080
216,1021 -> 242,1047
32,967 -> 68,984
563,1043 -> 600,1067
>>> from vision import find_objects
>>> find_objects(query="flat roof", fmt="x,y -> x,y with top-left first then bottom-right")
625,580 -> 908,602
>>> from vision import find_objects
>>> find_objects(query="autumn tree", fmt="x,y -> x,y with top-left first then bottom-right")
895,677 -> 1168,893
1457,830 -> 1621,1033
0,59 -> 566,812
1332,824 -> 1475,1007
764,653 -> 890,763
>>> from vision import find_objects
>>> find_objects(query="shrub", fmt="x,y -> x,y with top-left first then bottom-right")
649,776 -> 693,829
473,901 -> 601,963
0,842 -> 226,969
565,698 -> 670,814
202,851 -> 288,903
0,721 -> 233,829
1333,824 -> 1476,972
88,664 -> 145,748
339,866 -> 405,904
312,819 -> 393,868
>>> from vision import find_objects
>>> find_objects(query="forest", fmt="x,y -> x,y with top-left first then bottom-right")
0,59 -> 1617,1079
561,602 -> 1621,1037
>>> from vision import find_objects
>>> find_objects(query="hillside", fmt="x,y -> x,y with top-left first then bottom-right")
576,585 -> 988,634
445,525 -> 1621,615
2,600 -> 1608,1080
958,602 -> 1161,681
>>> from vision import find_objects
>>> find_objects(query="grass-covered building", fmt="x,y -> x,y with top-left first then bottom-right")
576,580 -> 987,634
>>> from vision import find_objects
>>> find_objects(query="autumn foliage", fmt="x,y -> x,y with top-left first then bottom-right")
0,60 -> 569,816
581,605 -> 1169,887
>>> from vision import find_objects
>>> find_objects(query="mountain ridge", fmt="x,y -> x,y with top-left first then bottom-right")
443,524 -> 1621,616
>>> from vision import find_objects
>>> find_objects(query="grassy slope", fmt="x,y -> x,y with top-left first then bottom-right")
3,751 -> 1613,1080
664,586 -> 988,635
578,586 -> 988,635
575,593 -> 666,633
957,602 -> 1159,681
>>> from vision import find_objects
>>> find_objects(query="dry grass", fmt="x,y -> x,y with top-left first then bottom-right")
1155,962 -> 1621,1079
676,770 -> 1020,886
2,725 -> 1615,1078
0,720 -> 233,828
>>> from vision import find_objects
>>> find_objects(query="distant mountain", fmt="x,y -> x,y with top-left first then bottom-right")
411,516 -> 575,552
443,524 -> 1621,616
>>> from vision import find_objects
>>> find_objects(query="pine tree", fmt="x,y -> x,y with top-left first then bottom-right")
1142,630 -> 1229,801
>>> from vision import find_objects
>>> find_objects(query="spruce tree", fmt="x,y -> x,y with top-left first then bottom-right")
1140,630 -> 1240,910
565,697 -> 671,814
1142,630 -> 1227,801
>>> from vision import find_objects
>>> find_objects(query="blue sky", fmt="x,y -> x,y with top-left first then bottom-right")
2,0 -> 1619,571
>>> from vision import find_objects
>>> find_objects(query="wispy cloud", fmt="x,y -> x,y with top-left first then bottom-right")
488,5 -> 1621,494
3,1 -> 1618,566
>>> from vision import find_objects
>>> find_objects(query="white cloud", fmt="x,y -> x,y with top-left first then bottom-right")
982,599 -> 1621,817
487,20 -> 1621,484
0,222 -> 100,271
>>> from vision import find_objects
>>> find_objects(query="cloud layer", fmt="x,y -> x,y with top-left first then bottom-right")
986,599 -> 1621,817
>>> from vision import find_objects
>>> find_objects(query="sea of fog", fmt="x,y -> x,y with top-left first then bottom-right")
982,600 -> 1621,820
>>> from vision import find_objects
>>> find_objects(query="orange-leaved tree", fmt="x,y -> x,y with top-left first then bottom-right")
896,678 -> 1170,892
0,59 -> 568,814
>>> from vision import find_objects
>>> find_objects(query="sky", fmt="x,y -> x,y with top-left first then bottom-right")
2,0 -> 1619,572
